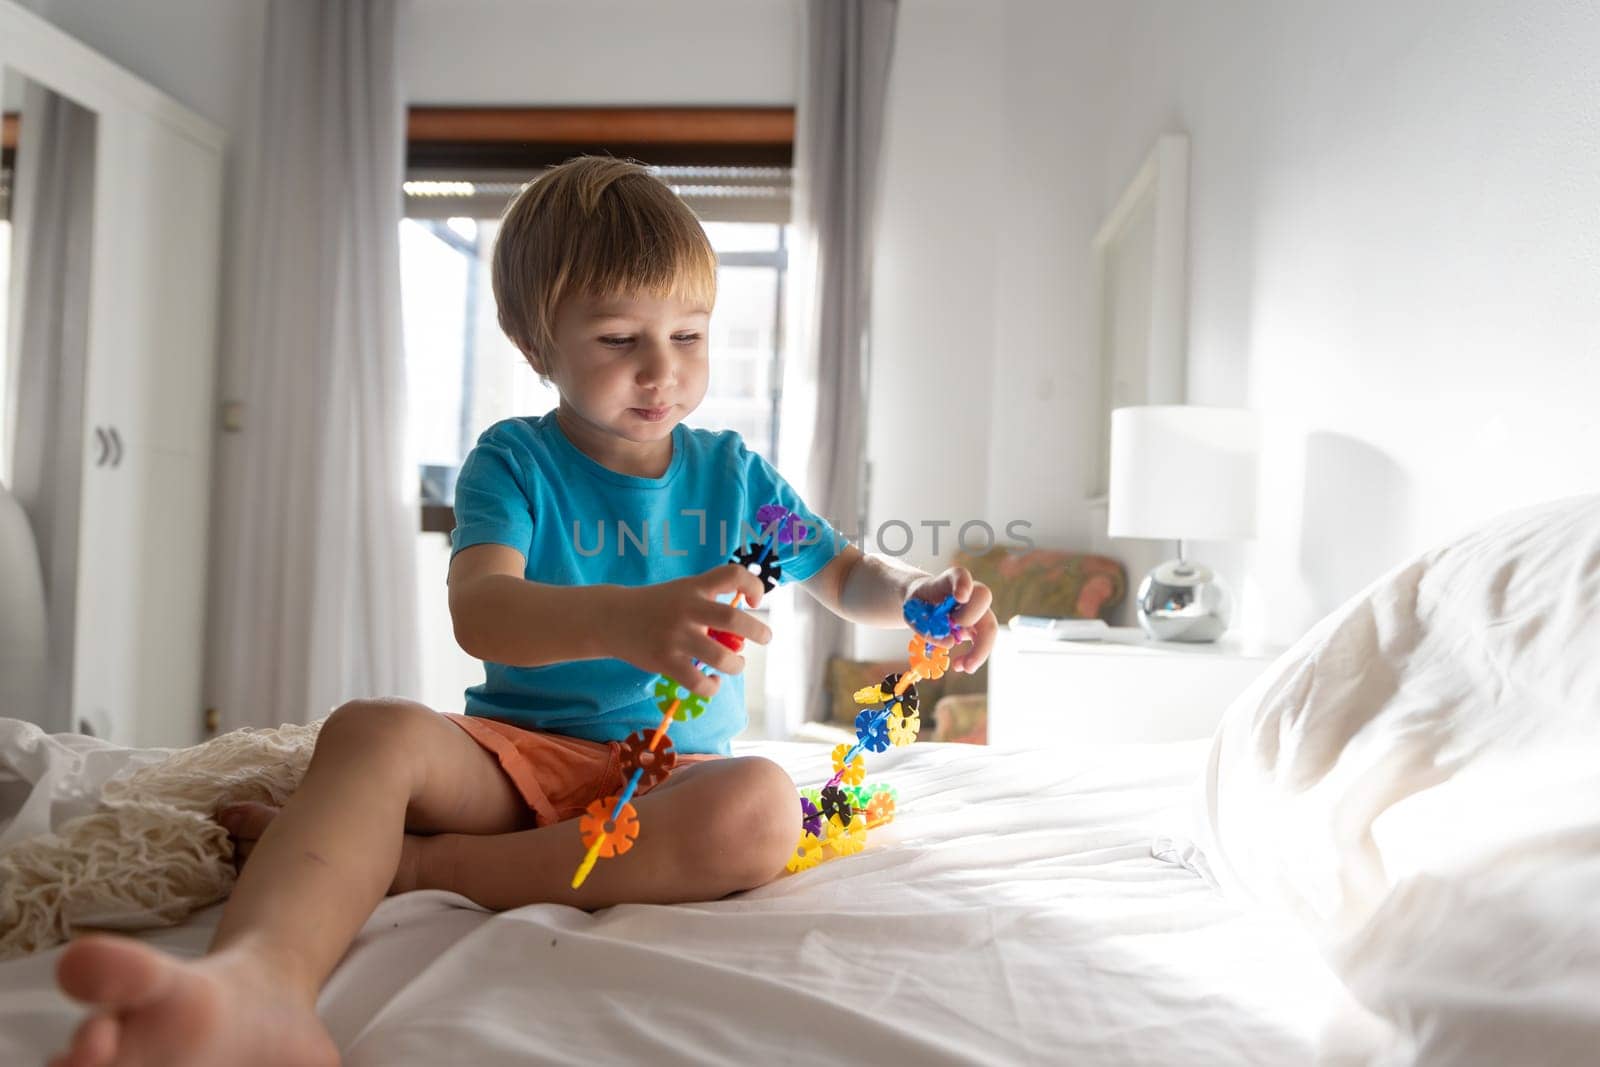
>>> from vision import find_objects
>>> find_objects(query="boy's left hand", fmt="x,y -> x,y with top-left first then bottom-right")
905,566 -> 997,674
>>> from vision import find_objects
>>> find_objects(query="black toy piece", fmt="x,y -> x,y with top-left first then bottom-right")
878,672 -> 919,715
731,541 -> 783,592
818,784 -> 855,823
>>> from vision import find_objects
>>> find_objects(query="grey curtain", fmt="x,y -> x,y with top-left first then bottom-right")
7,85 -> 96,732
207,0 -> 419,729
771,0 -> 899,733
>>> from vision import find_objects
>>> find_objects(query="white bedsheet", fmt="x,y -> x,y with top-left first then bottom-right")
0,738 -> 1376,1066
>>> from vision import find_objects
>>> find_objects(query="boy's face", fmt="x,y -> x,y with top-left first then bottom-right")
540,290 -> 711,460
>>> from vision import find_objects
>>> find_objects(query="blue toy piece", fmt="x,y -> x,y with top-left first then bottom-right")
902,594 -> 959,639
854,706 -> 893,753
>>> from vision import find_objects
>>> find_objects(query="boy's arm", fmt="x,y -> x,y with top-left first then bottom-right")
802,545 -> 999,674
447,544 -> 616,666
448,544 -> 772,697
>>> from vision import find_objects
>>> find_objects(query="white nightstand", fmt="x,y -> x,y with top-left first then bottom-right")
986,626 -> 1285,747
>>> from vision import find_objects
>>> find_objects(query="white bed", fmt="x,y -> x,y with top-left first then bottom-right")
7,492 -> 1598,1065
0,735 -> 1371,1066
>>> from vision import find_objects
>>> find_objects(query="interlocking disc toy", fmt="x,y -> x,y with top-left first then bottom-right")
570,505 -> 967,889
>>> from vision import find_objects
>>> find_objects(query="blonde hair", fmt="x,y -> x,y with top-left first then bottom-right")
491,156 -> 718,368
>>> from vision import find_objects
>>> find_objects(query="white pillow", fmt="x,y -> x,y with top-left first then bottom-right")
1200,493 -> 1600,1063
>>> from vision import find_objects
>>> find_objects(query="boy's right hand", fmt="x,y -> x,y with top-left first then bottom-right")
614,564 -> 773,698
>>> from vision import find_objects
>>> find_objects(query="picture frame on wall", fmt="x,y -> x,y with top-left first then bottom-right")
1089,133 -> 1190,501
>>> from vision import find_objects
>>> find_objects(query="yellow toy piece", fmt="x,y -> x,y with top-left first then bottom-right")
831,743 -> 867,786
825,813 -> 867,856
852,680 -> 892,706
787,830 -> 825,872
907,637 -> 950,680
887,708 -> 920,747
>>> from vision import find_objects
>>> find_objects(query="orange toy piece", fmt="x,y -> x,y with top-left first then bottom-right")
579,795 -> 640,858
866,791 -> 896,826
907,637 -> 950,680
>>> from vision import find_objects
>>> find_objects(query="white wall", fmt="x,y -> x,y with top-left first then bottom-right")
14,0 -> 265,135
10,0 -> 268,394
862,0 -> 1141,657
857,0 -> 1003,658
977,0 -> 1600,645
1114,0 -> 1600,643
984,1 -> 1127,548
402,0 -> 800,105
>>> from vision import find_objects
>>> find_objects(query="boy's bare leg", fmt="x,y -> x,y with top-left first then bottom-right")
50,703 -> 798,1067
223,755 -> 801,912
49,700 -> 533,1067
404,754 -> 799,911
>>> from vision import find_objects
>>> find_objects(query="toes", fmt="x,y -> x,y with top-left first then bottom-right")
57,935 -> 178,1010
61,1012 -> 117,1067
216,801 -> 279,840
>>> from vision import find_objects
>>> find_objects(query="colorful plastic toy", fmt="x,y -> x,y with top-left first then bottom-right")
570,505 -> 967,889
571,509 -> 795,889
784,593 -> 965,874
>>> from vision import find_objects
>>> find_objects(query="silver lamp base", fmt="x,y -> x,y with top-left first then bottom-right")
1135,557 -> 1233,642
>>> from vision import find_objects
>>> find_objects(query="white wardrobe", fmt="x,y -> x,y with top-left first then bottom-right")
1,1 -> 223,747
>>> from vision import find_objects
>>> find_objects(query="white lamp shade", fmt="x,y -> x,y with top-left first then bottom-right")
1107,406 -> 1261,541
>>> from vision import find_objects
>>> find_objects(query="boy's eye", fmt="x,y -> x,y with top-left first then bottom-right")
598,335 -> 634,347
672,333 -> 703,344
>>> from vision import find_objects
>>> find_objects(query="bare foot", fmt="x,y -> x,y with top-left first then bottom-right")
218,802 -> 421,894
51,934 -> 339,1067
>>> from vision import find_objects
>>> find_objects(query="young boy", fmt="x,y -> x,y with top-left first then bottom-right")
48,157 -> 998,1067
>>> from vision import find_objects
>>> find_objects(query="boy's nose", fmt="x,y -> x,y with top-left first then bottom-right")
636,343 -> 677,387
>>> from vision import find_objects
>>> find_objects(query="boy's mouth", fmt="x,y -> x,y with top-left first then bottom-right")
629,405 -> 673,422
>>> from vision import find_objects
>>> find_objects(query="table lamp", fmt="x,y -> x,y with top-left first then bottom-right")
1107,406 -> 1261,642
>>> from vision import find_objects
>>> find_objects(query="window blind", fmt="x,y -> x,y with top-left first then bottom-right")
403,164 -> 792,225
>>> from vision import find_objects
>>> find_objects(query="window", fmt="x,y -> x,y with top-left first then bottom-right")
399,208 -> 790,509
402,109 -> 795,718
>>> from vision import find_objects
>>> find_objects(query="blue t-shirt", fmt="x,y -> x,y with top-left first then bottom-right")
449,413 -> 841,755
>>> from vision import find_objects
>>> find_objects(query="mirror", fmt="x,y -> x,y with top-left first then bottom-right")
0,61 -> 99,731
1,64 -> 20,473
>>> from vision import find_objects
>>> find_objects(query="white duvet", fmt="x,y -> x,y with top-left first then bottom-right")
0,735 -> 1366,1066
1203,493 -> 1600,1064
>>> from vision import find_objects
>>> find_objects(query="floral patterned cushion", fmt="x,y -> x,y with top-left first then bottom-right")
824,549 -> 1125,737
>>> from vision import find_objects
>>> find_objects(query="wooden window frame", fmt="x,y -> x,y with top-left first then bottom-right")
407,105 -> 794,171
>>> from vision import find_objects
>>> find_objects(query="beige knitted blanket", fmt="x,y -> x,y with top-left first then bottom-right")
0,720 -> 321,960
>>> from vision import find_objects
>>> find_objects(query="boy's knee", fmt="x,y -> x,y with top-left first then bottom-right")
700,757 -> 797,888
317,699 -> 434,774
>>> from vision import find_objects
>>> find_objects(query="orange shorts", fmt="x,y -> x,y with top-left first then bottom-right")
446,715 -> 720,828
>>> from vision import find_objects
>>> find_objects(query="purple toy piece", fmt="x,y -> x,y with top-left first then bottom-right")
756,504 -> 809,546
799,795 -> 823,837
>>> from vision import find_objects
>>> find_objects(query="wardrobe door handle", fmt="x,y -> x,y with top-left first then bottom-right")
94,427 -> 109,467
108,427 -> 124,468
